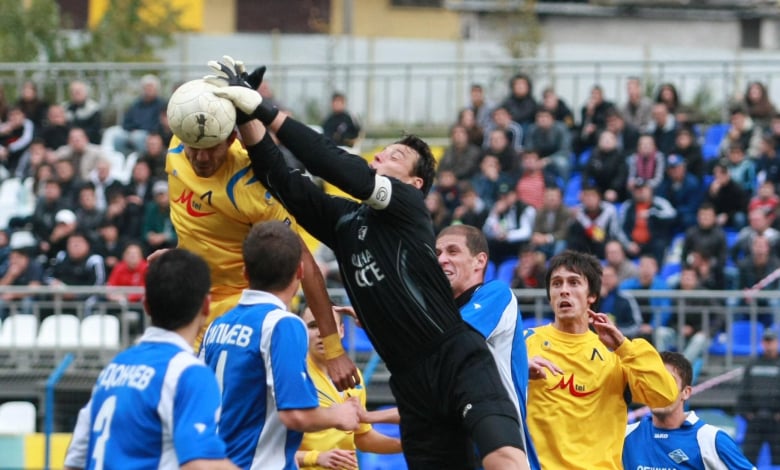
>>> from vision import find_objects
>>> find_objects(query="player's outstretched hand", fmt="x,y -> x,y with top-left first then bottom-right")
327,354 -> 361,391
529,355 -> 563,380
317,449 -> 358,470
588,309 -> 625,350
334,305 -> 362,329
333,396 -> 361,432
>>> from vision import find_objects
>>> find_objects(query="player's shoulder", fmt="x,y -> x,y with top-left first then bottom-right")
477,280 -> 516,301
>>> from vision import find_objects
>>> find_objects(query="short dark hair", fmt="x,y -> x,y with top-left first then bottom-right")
397,134 -> 436,195
438,225 -> 489,258
145,249 -> 211,330
660,351 -> 692,388
243,221 -> 302,292
545,250 -> 602,304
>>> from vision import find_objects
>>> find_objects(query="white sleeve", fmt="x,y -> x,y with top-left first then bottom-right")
64,399 -> 93,469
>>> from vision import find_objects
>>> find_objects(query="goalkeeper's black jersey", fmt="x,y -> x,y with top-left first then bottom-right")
249,120 -> 464,373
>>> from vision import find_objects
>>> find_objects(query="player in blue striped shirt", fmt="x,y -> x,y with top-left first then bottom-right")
64,249 -> 238,470
201,221 -> 360,470
623,351 -> 755,469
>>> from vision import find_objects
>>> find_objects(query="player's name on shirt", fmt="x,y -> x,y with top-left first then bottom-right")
203,322 -> 254,348
95,363 -> 155,392
633,466 -> 679,470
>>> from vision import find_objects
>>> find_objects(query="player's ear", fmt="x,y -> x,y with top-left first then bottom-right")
681,385 -> 692,401
409,176 -> 423,190
201,295 -> 211,320
475,251 -> 488,272
242,265 -> 248,282
296,260 -> 304,280
227,129 -> 238,146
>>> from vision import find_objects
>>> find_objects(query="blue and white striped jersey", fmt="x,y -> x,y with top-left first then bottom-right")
457,280 -> 537,466
623,412 -> 756,470
202,290 -> 319,470
64,327 -> 227,469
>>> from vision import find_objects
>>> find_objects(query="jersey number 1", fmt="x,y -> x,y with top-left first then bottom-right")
92,395 -> 117,470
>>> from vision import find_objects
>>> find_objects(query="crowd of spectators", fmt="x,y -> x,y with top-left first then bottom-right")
0,73 -> 779,353
431,75 -> 780,360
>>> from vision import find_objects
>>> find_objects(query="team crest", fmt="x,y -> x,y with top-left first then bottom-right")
358,226 -> 368,241
668,449 -> 689,463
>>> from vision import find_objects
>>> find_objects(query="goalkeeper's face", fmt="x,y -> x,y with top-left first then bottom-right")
370,144 -> 423,191
184,139 -> 232,177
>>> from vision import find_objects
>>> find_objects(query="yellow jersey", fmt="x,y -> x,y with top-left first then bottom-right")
298,355 -> 371,469
166,136 -> 296,328
525,325 -> 678,470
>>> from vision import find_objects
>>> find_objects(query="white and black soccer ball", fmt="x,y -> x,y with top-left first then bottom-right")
167,79 -> 236,149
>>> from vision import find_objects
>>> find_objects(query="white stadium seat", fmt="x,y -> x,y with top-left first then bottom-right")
36,314 -> 80,348
0,401 -> 37,434
80,315 -> 120,348
0,315 -> 39,348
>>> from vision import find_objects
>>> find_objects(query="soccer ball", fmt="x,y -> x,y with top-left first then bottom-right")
167,79 -> 236,149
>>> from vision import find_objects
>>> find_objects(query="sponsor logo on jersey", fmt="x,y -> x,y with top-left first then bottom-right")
351,249 -> 385,287
358,225 -> 367,241
547,373 -> 597,397
174,189 -> 216,217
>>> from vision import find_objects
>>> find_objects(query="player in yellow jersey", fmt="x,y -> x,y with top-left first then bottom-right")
524,250 -> 678,470
163,79 -> 358,390
295,305 -> 402,470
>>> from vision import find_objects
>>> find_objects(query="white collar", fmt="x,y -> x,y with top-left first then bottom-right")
138,326 -> 194,354
238,289 -> 288,311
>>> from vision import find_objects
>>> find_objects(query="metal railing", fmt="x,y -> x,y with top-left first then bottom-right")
3,58 -> 780,130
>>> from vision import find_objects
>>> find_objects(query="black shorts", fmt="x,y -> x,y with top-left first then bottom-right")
389,325 -> 523,469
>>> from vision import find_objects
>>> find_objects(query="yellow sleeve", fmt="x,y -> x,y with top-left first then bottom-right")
616,338 -> 679,408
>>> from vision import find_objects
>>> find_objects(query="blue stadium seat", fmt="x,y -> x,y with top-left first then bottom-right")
725,229 -> 740,249
496,257 -> 519,284
702,123 -> 730,160
342,316 -> 374,353
484,261 -> 497,282
564,173 -> 582,207
708,320 -> 763,356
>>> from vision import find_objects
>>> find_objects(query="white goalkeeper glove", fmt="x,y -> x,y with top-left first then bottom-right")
204,55 -> 263,119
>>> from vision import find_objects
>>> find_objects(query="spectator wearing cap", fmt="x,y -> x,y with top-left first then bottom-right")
0,231 -> 44,319
616,178 -> 676,264
565,184 -> 621,259
142,180 -> 176,254
627,134 -> 665,192
43,209 -> 79,264
736,328 -> 780,465
656,153 -> 703,234
482,181 -> 536,264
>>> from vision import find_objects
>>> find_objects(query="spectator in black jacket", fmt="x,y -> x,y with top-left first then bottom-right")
599,264 -> 642,339
501,73 -> 537,128
706,160 -> 748,229
321,92 -> 361,148
63,80 -> 102,144
46,231 -> 105,316
582,130 -> 628,203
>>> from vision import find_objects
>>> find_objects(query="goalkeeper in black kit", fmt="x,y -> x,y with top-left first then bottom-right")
205,57 -> 529,470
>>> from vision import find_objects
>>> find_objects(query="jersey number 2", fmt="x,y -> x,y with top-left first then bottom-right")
92,395 -> 117,470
